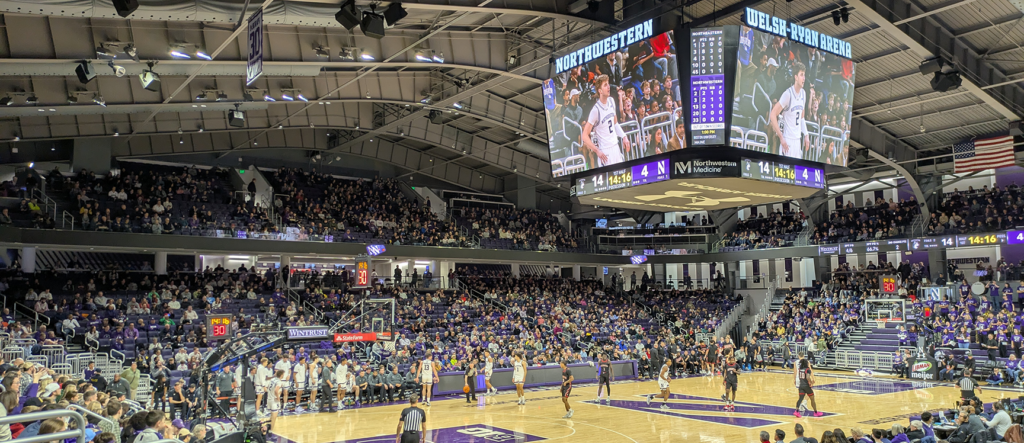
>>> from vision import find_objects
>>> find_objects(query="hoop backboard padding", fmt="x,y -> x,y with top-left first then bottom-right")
360,299 -> 396,342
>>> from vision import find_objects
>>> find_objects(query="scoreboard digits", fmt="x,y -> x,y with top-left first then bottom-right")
354,255 -> 371,288
880,275 -> 898,295
206,315 -> 232,341
690,27 -> 726,146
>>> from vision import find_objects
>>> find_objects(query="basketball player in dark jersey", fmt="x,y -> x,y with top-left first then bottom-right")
596,353 -> 613,403
794,353 -> 822,417
705,341 -> 718,375
723,356 -> 739,410
560,361 -> 574,418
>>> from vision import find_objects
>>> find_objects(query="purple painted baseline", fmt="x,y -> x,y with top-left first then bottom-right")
267,425 -> 545,443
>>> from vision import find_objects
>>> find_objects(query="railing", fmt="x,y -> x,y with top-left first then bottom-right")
61,210 -> 75,230
31,187 -> 58,221
794,223 -> 814,246
68,404 -> 117,429
747,278 -> 778,338
14,302 -> 51,328
0,408 -> 88,443
832,350 -> 895,371
909,213 -> 927,238
714,296 -> 747,337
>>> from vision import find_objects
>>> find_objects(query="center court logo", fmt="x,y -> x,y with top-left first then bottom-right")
322,425 -> 546,443
583,394 -> 835,428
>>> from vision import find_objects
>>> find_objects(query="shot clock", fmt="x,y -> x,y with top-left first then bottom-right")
354,255 -> 371,288
206,315 -> 232,341
879,275 -> 899,296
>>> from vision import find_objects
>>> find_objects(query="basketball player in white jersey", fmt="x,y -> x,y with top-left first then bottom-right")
513,352 -> 527,405
255,358 -> 271,415
293,357 -> 307,412
274,354 -> 292,410
582,75 -> 631,167
646,361 -> 671,410
307,358 -> 320,412
769,62 -> 810,160
336,357 -> 350,409
267,369 -> 285,427
483,350 -> 496,396
417,353 -> 439,406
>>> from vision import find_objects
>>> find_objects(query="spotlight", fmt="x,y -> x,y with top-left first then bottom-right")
433,52 -> 444,63
25,95 -> 38,105
195,94 -> 206,101
339,48 -> 355,61
179,136 -> 184,144
28,161 -> 33,167
170,50 -> 191,59
832,10 -> 841,25
264,95 -> 276,102
216,92 -> 228,101
281,94 -> 294,101
96,46 -> 117,59
361,9 -> 386,39
93,96 -> 106,107
123,44 -> 138,61
108,61 -> 126,78
297,94 -> 308,102
0,97 -> 11,106
414,50 -> 433,62
841,7 -> 849,23
76,61 -> 97,84
931,71 -> 962,92
360,52 -> 375,61
195,51 -> 213,60
228,107 -> 246,128
314,46 -> 330,58
114,132 -> 119,136
335,0 -> 360,30
383,2 -> 407,26
920,58 -> 945,75
452,102 -> 463,109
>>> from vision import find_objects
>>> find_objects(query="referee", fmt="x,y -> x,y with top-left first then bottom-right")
956,368 -> 981,404
396,397 -> 427,443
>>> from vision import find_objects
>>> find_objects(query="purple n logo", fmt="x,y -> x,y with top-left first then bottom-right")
582,394 -> 836,428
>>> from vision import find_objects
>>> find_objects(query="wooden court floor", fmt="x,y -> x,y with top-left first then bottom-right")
267,371 -> 1017,443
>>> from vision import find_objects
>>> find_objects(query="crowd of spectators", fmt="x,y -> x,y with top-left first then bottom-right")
931,184 -> 1024,235
722,208 -> 809,250
454,206 -> 580,252
811,197 -> 920,244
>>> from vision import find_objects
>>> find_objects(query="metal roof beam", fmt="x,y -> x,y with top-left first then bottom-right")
846,0 -> 1023,120
954,14 -> 1023,37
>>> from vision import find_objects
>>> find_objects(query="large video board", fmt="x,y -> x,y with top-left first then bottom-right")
544,20 -> 683,177
730,8 -> 856,167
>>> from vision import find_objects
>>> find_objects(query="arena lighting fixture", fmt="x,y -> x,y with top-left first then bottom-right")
281,94 -> 294,101
112,0 -> 138,17
338,48 -> 355,61
296,94 -> 308,102
314,46 -> 330,58
360,52 -> 375,61
139,64 -> 160,92
170,49 -> 191,59
841,7 -> 850,23
25,94 -> 38,105
452,102 -> 463,109
195,50 -> 213,61
832,10 -> 841,25
123,44 -> 138,61
432,52 -> 444,63
335,0 -> 360,30
93,96 -> 106,107
96,46 -> 117,59
414,50 -> 432,62
108,61 -> 126,78
263,95 -> 275,102
76,61 -> 97,84
361,7 -> 386,39
0,97 -> 11,106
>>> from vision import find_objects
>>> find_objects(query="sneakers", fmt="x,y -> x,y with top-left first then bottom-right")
813,412 -> 824,417
646,395 -> 652,406
425,400 -> 431,406
793,411 -> 802,418
660,404 -> 669,410
568,409 -> 574,418
562,412 -> 571,419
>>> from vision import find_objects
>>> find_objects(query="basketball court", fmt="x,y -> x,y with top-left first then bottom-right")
266,370 -> 1017,443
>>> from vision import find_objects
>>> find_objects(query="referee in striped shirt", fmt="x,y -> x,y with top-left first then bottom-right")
956,368 -> 981,403
396,397 -> 427,443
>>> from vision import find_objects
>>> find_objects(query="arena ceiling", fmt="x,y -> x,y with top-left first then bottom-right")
0,0 -> 1020,196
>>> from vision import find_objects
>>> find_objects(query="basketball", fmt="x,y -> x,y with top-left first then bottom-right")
463,385 -> 470,393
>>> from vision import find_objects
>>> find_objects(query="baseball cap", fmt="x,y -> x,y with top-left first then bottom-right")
767,58 -> 779,67
569,89 -> 581,99
172,419 -> 187,429
42,383 -> 60,397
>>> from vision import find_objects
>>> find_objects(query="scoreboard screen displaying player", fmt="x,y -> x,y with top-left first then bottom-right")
730,13 -> 856,167
542,20 -> 683,177
690,27 -> 726,146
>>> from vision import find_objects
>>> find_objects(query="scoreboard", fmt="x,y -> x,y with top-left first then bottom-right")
206,315 -> 232,341
741,158 -> 825,189
354,254 -> 371,288
572,158 -> 670,197
689,27 -> 727,146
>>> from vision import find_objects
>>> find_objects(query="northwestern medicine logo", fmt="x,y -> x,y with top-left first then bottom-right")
554,20 -> 653,74
744,7 -> 852,58
675,160 -> 737,175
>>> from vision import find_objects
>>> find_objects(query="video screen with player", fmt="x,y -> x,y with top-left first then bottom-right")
730,25 -> 856,167
543,22 -> 683,177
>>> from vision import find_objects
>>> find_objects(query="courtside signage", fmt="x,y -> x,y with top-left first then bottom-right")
744,8 -> 852,58
334,332 -> 378,342
553,19 -> 653,74
286,327 -> 330,340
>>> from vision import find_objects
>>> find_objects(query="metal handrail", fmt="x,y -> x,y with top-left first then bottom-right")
67,404 -> 116,428
61,210 -> 75,230
0,408 -> 87,443
14,301 -> 50,328
31,187 -> 58,222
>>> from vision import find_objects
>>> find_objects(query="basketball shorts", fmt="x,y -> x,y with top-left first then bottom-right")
421,374 -> 433,385
798,384 -> 814,396
339,382 -> 352,391
658,379 -> 670,390
725,381 -> 737,392
267,399 -> 281,412
485,370 -> 492,380
513,376 -> 524,384
599,375 -> 610,385
561,384 -> 572,398
295,382 -> 306,390
782,136 -> 802,158
256,385 -> 266,394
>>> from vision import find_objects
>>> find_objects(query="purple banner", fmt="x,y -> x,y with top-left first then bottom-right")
269,425 -> 546,443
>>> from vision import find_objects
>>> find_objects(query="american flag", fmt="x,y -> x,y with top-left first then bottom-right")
953,135 -> 1016,173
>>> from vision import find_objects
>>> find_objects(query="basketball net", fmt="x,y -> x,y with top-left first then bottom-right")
383,341 -> 396,352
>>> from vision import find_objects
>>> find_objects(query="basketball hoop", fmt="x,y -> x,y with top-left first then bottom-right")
383,341 -> 396,352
